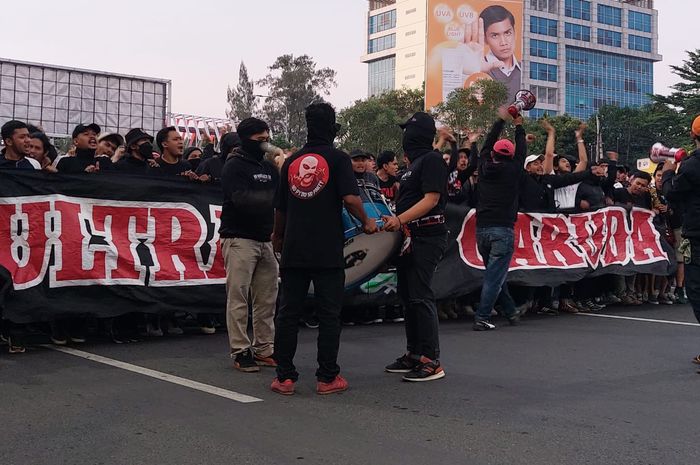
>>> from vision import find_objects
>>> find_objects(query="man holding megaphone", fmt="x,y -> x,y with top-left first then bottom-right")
661,115 -> 700,366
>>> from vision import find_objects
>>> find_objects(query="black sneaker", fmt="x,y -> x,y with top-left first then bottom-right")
233,349 -> 260,373
385,305 -> 405,323
50,320 -> 68,345
302,316 -> 320,329
402,358 -> 445,382
506,313 -> 521,326
385,354 -> 419,373
472,320 -> 496,331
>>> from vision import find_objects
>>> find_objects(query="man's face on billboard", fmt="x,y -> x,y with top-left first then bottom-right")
485,19 -> 515,62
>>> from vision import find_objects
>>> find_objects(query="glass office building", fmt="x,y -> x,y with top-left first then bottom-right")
0,58 -> 171,138
361,0 -> 661,120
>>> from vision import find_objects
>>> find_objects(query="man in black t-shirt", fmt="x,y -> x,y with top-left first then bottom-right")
377,150 -> 400,206
382,112 -> 448,383
153,126 -> 199,179
0,120 -> 40,170
613,171 -> 652,209
271,103 -> 377,396
196,132 -> 242,182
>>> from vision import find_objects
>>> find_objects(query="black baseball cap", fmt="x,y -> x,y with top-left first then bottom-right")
72,123 -> 101,139
399,112 -> 436,134
350,149 -> 369,160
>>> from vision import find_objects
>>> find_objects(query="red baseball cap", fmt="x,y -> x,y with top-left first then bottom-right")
493,139 -> 515,157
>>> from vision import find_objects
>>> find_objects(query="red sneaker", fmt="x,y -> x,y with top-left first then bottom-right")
316,375 -> 349,395
270,378 -> 295,396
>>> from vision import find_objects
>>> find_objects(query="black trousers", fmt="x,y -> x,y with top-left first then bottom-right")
685,239 -> 700,324
274,267 -> 345,383
397,233 -> 447,361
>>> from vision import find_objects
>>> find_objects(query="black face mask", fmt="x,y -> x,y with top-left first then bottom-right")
241,139 -> 265,161
188,158 -> 201,171
138,142 -> 154,159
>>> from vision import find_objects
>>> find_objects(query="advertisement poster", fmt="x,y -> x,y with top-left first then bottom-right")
425,0 -> 524,109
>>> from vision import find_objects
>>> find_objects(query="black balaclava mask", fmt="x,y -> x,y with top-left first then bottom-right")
306,103 -> 339,146
402,115 -> 436,163
237,118 -> 270,162
188,157 -> 201,171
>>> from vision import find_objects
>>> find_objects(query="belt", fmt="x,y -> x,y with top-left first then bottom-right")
409,215 -> 445,228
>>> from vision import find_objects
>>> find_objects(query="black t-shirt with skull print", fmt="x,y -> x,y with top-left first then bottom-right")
277,144 -> 359,269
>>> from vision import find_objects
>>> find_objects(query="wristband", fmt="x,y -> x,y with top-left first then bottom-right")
577,140 -> 585,144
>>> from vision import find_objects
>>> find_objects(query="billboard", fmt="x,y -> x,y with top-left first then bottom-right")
425,1 -> 524,109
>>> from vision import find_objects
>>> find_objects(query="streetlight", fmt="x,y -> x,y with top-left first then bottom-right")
255,94 -> 290,143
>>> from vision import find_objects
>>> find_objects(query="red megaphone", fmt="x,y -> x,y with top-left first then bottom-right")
650,143 -> 687,164
507,90 -> 537,118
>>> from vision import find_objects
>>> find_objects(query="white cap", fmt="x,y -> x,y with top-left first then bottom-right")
524,154 -> 544,169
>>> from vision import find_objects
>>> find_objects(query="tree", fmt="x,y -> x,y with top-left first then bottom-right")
431,79 -> 508,143
652,49 -> 700,119
337,88 -> 425,155
226,62 -> 257,123
337,98 -> 402,155
523,114 -> 592,158
257,55 -> 337,146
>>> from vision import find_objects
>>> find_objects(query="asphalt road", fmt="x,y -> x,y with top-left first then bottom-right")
1,305 -> 699,465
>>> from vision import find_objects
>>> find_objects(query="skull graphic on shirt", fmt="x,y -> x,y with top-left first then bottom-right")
288,153 -> 329,199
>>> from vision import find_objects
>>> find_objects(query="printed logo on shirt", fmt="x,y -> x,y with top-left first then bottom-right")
401,170 -> 412,181
288,153 -> 329,199
253,173 -> 272,182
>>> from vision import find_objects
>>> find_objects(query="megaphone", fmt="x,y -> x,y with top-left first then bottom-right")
507,90 -> 537,118
650,143 -> 687,164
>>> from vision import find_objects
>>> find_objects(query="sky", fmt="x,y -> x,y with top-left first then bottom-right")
0,0 -> 692,119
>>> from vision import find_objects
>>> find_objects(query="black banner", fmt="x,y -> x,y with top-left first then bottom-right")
0,172 -> 673,323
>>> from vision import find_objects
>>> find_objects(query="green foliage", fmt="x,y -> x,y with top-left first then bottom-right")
652,49 -> 700,119
226,62 -> 257,123
257,54 -> 337,147
523,114 -> 591,157
431,79 -> 508,143
337,88 -> 425,155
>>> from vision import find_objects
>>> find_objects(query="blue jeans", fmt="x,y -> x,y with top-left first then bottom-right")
476,227 -> 517,322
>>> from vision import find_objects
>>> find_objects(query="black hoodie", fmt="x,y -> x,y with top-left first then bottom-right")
276,108 -> 359,269
396,123 -> 448,236
220,148 -> 279,242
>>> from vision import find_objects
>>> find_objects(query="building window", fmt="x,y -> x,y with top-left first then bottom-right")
564,46 -> 653,119
530,108 -> 558,118
530,16 -> 558,37
529,85 -> 558,105
367,33 -> 396,54
405,74 -> 416,80
565,0 -> 590,20
598,4 -> 622,27
629,34 -> 652,52
368,10 -> 397,35
629,11 -> 652,32
565,23 -> 591,42
530,62 -> 558,82
598,29 -> 622,48
530,39 -> 558,59
405,52 -> 416,58
368,56 -> 395,96
529,0 -> 558,14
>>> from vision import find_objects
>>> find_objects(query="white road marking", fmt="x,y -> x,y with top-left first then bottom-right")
45,345 -> 263,404
577,313 -> 700,327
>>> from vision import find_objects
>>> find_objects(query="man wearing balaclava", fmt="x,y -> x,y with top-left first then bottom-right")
196,132 -> 242,182
271,102 -> 377,396
219,117 -> 279,373
381,112 -> 448,382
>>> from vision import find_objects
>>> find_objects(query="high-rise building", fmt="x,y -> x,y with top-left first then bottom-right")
361,0 -> 661,119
